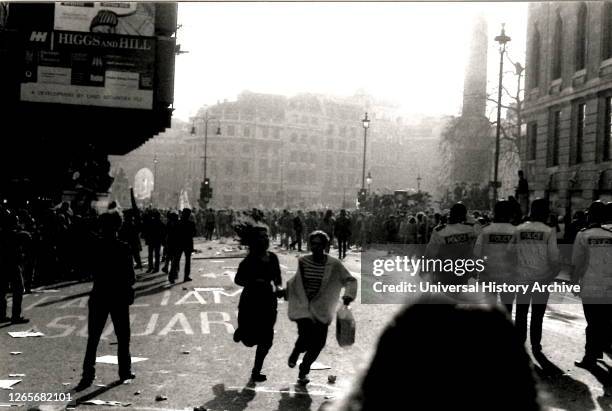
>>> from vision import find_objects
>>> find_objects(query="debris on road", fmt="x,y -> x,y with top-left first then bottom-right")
155,395 -> 168,402
193,406 -> 207,411
8,330 -> 44,338
96,355 -> 148,364
0,380 -> 21,390
182,351 -> 190,354
327,375 -> 337,384
296,361 -> 331,370
134,391 -> 141,396
9,352 -> 22,355
7,374 -> 25,378
81,400 -> 131,406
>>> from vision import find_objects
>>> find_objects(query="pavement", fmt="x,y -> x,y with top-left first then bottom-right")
0,238 -> 610,411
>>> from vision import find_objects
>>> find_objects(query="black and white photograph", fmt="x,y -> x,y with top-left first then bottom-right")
2,1 -> 612,410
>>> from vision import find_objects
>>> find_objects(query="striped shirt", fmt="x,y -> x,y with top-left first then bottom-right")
301,255 -> 326,300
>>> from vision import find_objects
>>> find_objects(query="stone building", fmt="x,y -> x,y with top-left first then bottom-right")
522,2 -> 612,218
111,91 -> 446,209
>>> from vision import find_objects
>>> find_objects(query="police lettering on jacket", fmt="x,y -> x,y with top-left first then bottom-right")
473,223 -> 516,281
508,221 -> 559,282
572,225 -> 612,299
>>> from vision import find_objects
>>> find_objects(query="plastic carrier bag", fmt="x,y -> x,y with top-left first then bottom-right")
336,305 -> 356,347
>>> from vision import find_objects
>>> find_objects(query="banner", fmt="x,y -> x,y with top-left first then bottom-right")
20,30 -> 154,109
54,2 -> 155,36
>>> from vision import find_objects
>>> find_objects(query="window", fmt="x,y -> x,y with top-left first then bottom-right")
242,162 -> 250,175
326,138 -> 333,150
243,126 -> 250,137
261,126 -> 269,139
225,160 -> 234,176
571,102 -> 586,164
548,110 -> 561,166
326,124 -> 334,135
528,26 -> 541,88
551,12 -> 563,80
603,2 -> 612,61
290,133 -> 298,143
227,125 -> 235,136
527,122 -> 537,161
273,128 -> 280,139
575,3 -> 587,71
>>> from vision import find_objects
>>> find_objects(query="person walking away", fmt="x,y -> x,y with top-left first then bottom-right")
119,210 -> 143,270
77,212 -> 135,389
473,200 -> 517,313
334,209 -> 351,259
424,203 -> 477,286
318,210 -> 335,254
571,201 -> 612,368
290,211 -> 304,252
142,209 -> 165,273
233,223 -> 284,382
205,208 -> 216,241
508,198 -> 559,356
170,208 -> 196,283
286,231 -> 357,385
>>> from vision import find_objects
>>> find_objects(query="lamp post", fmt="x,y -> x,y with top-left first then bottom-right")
191,111 -> 221,205
492,23 -> 511,205
366,171 -> 372,194
417,174 -> 422,193
361,112 -> 370,190
153,154 -> 158,204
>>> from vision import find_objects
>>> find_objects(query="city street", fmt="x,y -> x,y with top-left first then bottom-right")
0,238 -> 610,411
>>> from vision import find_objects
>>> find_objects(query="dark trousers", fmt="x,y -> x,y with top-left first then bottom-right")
0,268 -> 24,320
83,299 -> 131,379
292,319 -> 329,376
131,248 -> 142,269
582,302 -> 612,360
205,225 -> 215,241
147,244 -> 161,272
253,341 -> 273,375
170,249 -> 191,281
337,236 -> 349,259
290,231 -> 303,251
515,288 -> 550,351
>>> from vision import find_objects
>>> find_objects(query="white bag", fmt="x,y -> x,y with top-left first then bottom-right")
336,305 -> 356,347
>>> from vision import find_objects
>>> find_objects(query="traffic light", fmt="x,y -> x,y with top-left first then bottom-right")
357,188 -> 367,206
199,178 -> 212,206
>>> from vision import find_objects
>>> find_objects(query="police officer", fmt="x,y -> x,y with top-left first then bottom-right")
508,198 -> 559,355
425,202 -> 477,285
474,200 -> 517,314
77,212 -> 135,389
571,201 -> 612,368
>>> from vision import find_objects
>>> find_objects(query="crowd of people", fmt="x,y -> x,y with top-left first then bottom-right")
2,194 -> 612,407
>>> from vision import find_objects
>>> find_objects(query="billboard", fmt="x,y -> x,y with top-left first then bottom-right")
20,30 -> 155,109
54,2 -> 155,36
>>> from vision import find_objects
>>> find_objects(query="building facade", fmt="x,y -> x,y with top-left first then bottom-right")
112,91 -> 446,209
523,2 -> 612,217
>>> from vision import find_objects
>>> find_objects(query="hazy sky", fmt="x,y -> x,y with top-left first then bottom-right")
173,2 -> 528,121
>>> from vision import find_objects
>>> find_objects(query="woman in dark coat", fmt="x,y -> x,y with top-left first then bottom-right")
233,222 -> 283,382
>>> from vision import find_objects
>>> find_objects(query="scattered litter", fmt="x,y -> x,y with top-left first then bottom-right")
8,330 -> 44,338
158,370 -> 170,374
81,400 -> 131,407
62,383 -> 70,386
182,287 -> 188,291
95,384 -> 106,387
198,268 -> 204,272
222,248 -> 233,252
194,287 -> 224,292
9,352 -> 21,355
193,406 -> 207,411
134,391 -> 141,396
327,375 -> 337,384
0,403 -> 23,407
201,273 -> 217,278
155,395 -> 168,402
215,252 -> 221,255
222,266 -> 238,270
210,260 -> 225,263
0,380 -> 21,390
7,374 -> 25,378
122,379 -> 133,385
31,288 -> 60,293
325,395 -> 335,400
182,351 -> 190,354
96,355 -> 148,365
297,361 -> 331,370
208,247 -> 213,250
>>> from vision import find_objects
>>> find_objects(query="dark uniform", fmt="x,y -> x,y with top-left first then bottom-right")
0,219 -> 30,323
80,215 -> 135,385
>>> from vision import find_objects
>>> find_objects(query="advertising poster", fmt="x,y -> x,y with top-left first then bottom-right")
54,2 -> 155,36
20,30 -> 155,109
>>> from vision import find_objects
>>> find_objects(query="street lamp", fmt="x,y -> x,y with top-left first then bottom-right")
417,174 -> 422,193
361,112 -> 370,190
492,23 -> 511,206
191,111 -> 221,199
366,171 -> 372,194
153,154 -> 158,203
